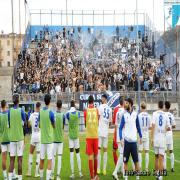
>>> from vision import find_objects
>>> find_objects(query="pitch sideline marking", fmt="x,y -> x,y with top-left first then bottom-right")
149,150 -> 180,164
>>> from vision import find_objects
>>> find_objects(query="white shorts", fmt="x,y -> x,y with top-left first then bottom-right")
1,144 -> 10,153
154,135 -> 166,149
10,141 -> 24,157
69,139 -> 80,149
98,136 -> 108,149
40,144 -> 53,160
165,134 -> 173,151
53,143 -> 63,155
139,140 -> 149,151
31,133 -> 40,145
154,147 -> 165,156
118,142 -> 124,154
31,142 -> 40,152
165,143 -> 173,151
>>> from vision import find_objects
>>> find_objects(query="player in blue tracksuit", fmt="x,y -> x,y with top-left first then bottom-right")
119,98 -> 142,180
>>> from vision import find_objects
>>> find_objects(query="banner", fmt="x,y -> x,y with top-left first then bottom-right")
79,91 -> 120,111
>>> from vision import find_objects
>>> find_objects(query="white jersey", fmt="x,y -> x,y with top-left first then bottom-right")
138,112 -> 151,141
115,107 -> 125,142
28,112 -> 40,143
165,111 -> 176,144
98,104 -> 112,137
152,110 -> 170,148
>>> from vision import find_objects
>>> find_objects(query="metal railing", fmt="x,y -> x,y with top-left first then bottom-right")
14,91 -> 179,104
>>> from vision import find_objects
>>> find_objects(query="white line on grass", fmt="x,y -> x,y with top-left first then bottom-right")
149,150 -> 180,164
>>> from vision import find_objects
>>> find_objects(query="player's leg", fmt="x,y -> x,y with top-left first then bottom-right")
163,143 -> 167,170
75,138 -> 83,178
144,150 -> 149,171
35,143 -> 40,177
27,143 -> 35,176
123,140 -> 131,180
8,142 -> 16,180
131,142 -> 140,180
56,142 -> 63,180
17,140 -> 24,180
169,141 -> 174,172
51,143 -> 57,178
93,139 -> 99,179
39,144 -> 46,179
144,140 -> 149,171
130,157 -> 135,171
159,148 -> 165,180
102,137 -> 108,175
86,139 -> 94,179
164,150 -> 167,170
1,144 -> 8,179
46,143 -> 53,180
69,139 -> 75,178
154,147 -> 159,178
138,142 -> 143,170
112,142 -> 123,179
113,136 -> 118,165
97,137 -> 102,174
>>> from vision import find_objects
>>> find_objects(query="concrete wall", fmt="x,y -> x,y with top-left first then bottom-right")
0,67 -> 13,100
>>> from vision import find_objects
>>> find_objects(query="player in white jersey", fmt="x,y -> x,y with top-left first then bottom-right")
27,102 -> 41,177
97,94 -> 112,175
138,102 -> 151,171
164,101 -> 176,172
112,96 -> 125,180
151,101 -> 170,180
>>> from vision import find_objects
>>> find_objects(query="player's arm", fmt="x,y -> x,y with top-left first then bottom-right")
0,114 -> 2,134
115,112 -> 119,134
109,109 -> 113,127
78,112 -> 81,126
21,108 -> 26,124
49,111 -> 55,128
112,107 -> 118,125
136,116 -> 142,143
63,114 -> 66,129
96,108 -> 100,123
84,110 -> 86,127
27,114 -> 33,128
8,109 -> 10,128
166,115 -> 171,131
148,115 -> 152,130
119,115 -> 125,146
171,115 -> 176,129
151,113 -> 155,146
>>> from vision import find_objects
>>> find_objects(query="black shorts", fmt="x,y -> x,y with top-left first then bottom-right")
123,140 -> 138,163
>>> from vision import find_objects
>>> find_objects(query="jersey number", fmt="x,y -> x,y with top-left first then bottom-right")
159,115 -> 163,127
35,117 -> 38,128
103,108 -> 110,120
142,117 -> 148,127
169,117 -> 172,125
87,111 -> 97,123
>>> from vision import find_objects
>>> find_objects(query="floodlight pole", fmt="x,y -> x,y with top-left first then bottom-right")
136,0 -> 141,111
24,0 -> 26,34
19,0 -> 21,36
11,0 -> 15,66
66,0 -> 68,27
66,0 -> 70,107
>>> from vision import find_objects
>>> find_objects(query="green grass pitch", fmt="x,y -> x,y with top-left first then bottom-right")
0,132 -> 180,180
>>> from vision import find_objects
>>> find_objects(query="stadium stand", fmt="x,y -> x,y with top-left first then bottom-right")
13,26 -> 175,94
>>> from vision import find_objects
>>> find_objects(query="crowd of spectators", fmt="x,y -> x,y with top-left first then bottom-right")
14,26 -> 174,94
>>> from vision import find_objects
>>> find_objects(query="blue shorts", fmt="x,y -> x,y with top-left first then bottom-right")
123,140 -> 138,163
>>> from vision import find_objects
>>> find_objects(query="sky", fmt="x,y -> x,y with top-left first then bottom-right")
0,0 -> 165,34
